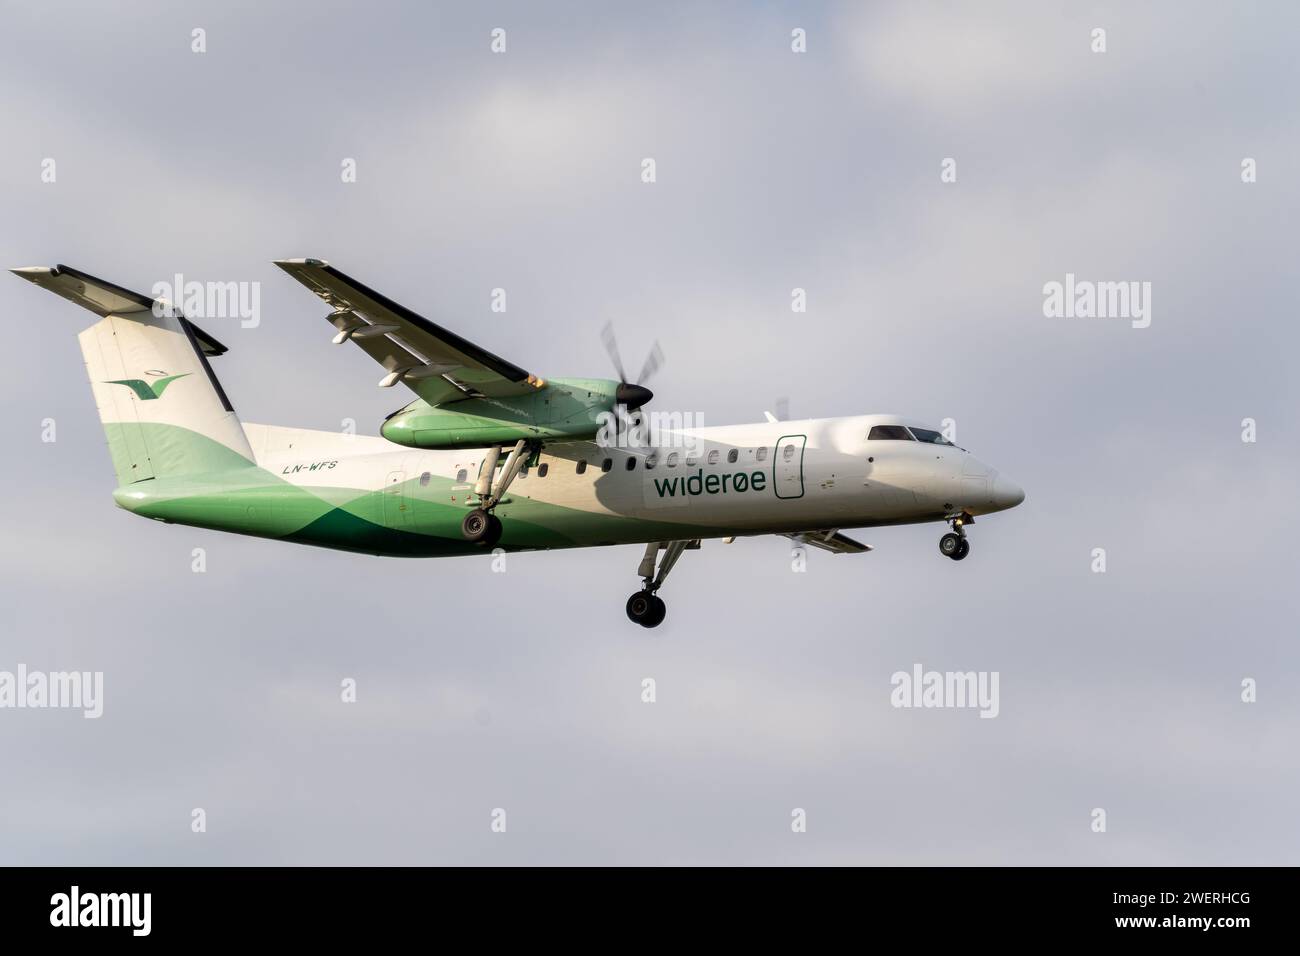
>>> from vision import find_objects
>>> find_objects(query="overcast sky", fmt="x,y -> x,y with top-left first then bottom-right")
1,0 -> 1297,864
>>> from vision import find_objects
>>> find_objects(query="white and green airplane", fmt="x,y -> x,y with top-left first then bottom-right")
13,260 -> 1024,627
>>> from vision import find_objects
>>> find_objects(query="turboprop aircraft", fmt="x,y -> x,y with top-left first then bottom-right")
12,260 -> 1024,627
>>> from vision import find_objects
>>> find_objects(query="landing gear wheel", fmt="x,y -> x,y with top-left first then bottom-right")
626,591 -> 666,628
646,595 -> 667,627
952,538 -> 970,561
462,509 -> 501,547
939,532 -> 964,558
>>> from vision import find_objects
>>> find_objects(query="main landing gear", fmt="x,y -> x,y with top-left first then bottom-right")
939,513 -> 973,561
461,439 -> 534,549
461,508 -> 502,548
626,540 -> 699,628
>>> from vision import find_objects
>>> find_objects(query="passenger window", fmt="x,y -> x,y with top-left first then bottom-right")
756,447 -> 768,462
727,449 -> 738,464
538,463 -> 549,477
455,468 -> 467,482
645,454 -> 658,469
420,472 -> 431,487
707,450 -> 719,465
576,460 -> 587,475
625,456 -> 636,471
602,458 -> 612,472
518,466 -> 528,479
685,456 -> 697,468
867,424 -> 914,441
782,444 -> 795,462
667,452 -> 679,467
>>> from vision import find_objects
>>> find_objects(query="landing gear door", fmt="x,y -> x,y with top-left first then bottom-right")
774,434 -> 806,500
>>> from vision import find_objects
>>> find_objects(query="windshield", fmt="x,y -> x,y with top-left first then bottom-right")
909,427 -> 955,446
867,424 -> 914,441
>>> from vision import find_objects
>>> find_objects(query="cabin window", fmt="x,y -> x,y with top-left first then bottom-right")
419,472 -> 431,487
645,454 -> 658,469
707,450 -> 720,465
576,460 -> 587,475
455,468 -> 467,482
625,456 -> 636,471
667,452 -> 679,468
601,458 -> 613,473
867,424 -> 914,441
756,447 -> 768,462
727,449 -> 738,464
538,463 -> 549,477
518,465 -> 528,479
909,427 -> 955,446
782,444 -> 796,462
685,455 -> 698,468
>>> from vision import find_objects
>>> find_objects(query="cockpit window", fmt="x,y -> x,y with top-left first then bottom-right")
909,427 -> 955,446
867,424 -> 914,441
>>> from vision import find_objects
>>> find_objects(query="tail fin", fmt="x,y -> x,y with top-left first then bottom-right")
12,264 -> 255,484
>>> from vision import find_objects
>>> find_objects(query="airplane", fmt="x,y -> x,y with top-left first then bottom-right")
12,260 -> 1025,628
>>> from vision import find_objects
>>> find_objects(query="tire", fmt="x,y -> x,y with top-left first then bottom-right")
626,591 -> 656,625
645,595 -> 667,628
951,538 -> 970,561
482,514 -> 503,549
939,532 -> 963,557
462,509 -> 492,542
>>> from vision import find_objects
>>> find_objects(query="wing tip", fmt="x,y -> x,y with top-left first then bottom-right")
272,257 -> 331,268
10,265 -> 57,279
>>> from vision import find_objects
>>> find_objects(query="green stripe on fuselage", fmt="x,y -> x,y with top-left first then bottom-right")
107,423 -> 735,557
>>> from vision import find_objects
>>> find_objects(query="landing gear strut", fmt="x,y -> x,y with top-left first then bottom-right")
461,439 -> 533,548
626,540 -> 698,628
939,513 -> 972,561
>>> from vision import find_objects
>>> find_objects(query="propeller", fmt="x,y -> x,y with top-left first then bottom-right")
601,321 -> 662,409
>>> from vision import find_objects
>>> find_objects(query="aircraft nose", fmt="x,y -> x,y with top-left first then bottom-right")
990,475 -> 1025,510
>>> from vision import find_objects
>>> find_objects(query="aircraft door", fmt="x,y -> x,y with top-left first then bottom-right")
774,434 -> 806,499
383,470 -> 409,526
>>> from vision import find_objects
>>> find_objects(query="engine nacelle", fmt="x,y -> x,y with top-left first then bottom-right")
380,377 -> 622,449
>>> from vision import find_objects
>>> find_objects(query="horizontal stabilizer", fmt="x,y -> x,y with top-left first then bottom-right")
11,264 -> 228,355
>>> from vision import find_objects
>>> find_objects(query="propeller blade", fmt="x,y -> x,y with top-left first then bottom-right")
600,322 -> 628,383
637,341 -> 664,386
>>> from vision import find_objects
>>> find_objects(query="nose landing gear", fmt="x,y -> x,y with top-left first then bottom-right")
626,590 -> 667,628
939,513 -> 972,561
626,539 -> 698,628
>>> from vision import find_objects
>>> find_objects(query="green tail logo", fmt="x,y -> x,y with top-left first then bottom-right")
104,371 -> 190,401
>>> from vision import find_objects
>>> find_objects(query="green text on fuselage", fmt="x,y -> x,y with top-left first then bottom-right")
652,468 -> 767,498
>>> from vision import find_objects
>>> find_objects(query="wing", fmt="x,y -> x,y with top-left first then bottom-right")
783,530 -> 874,554
273,259 -> 546,406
